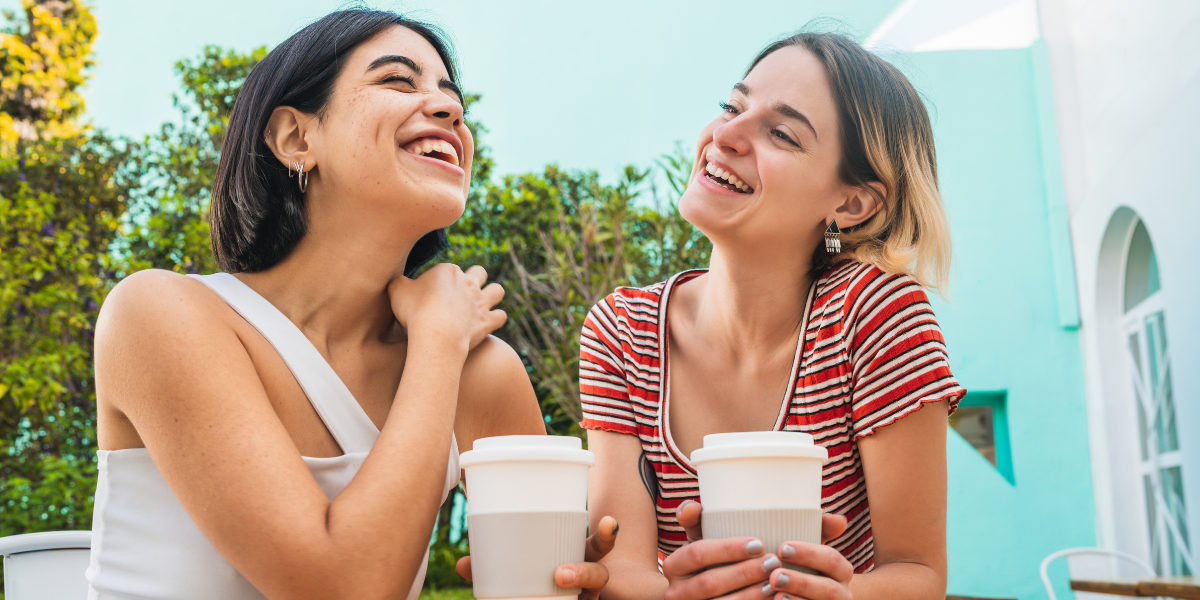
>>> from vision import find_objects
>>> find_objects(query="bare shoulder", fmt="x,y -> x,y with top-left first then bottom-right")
456,335 -> 544,449
98,270 -> 230,341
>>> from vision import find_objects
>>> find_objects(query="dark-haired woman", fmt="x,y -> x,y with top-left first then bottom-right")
582,33 -> 964,600
87,10 -> 613,600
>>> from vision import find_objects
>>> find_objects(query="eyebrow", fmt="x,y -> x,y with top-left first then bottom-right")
366,54 -> 464,104
733,82 -> 819,140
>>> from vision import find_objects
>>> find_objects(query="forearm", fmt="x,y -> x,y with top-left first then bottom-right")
321,338 -> 466,593
600,558 -> 669,600
848,561 -> 946,600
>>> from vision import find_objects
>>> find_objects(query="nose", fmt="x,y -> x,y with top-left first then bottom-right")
426,89 -> 464,128
712,116 -> 751,157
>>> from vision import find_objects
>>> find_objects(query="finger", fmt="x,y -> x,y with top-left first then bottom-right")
481,282 -> 505,307
455,556 -> 473,582
556,561 -> 609,591
768,569 -> 853,600
464,264 -> 488,287
662,536 -> 763,578
487,309 -> 508,331
819,514 -> 847,543
669,553 -> 780,600
676,499 -> 703,542
584,516 -> 619,562
777,542 -> 854,583
713,580 -> 793,600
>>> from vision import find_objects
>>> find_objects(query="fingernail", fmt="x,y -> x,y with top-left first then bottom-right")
611,523 -> 620,536
746,539 -> 764,556
559,567 -> 577,585
780,544 -> 796,559
760,583 -> 774,597
762,555 -> 781,572
774,573 -> 791,589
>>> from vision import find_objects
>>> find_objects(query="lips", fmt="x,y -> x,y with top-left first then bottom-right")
401,136 -> 460,167
703,160 -> 753,193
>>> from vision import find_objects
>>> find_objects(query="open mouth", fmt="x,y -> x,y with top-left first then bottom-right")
704,161 -> 753,193
402,137 -> 460,167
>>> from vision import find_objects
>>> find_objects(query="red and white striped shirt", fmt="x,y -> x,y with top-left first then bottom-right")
579,260 -> 964,572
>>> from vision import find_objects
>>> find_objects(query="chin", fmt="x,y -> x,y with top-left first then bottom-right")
678,186 -> 726,239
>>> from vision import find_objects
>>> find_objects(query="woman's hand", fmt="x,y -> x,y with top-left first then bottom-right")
387,264 -> 506,353
455,516 -> 620,600
665,500 -> 853,600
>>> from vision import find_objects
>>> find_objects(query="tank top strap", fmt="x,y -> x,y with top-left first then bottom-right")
189,273 -> 380,454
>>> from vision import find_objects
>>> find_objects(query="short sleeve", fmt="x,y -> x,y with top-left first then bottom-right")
846,272 -> 965,440
579,295 -> 639,436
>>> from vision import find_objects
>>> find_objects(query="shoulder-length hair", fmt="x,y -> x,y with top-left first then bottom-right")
749,32 -> 952,294
210,9 -> 457,275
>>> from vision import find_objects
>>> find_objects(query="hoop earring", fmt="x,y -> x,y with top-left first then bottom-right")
824,221 -> 842,253
298,161 -> 309,193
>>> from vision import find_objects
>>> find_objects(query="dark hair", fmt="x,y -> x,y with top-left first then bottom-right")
210,9 -> 457,275
746,32 -> 951,293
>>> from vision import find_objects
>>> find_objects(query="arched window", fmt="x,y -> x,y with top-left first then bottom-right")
1121,218 -> 1192,575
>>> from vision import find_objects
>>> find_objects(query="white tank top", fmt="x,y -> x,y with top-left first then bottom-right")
87,273 -> 459,599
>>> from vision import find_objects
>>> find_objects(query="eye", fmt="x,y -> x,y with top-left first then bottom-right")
718,101 -> 739,116
380,75 -> 416,87
772,128 -> 800,147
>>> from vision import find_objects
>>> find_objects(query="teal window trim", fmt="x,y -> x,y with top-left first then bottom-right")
958,391 -> 1015,485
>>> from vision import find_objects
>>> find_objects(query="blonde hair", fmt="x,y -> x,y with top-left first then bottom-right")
748,32 -> 952,295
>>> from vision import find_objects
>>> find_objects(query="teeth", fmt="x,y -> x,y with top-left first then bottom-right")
402,137 -> 459,166
705,161 -> 753,192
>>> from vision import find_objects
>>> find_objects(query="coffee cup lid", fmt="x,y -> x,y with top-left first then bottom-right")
690,431 -> 828,464
459,435 -> 596,467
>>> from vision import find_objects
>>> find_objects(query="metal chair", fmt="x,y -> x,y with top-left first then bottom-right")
0,531 -> 92,599
1040,547 -> 1155,600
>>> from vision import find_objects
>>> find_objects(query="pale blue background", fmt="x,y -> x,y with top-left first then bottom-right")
4,0 -> 898,176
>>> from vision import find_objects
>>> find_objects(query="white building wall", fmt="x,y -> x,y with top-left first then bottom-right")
1039,0 -> 1200,568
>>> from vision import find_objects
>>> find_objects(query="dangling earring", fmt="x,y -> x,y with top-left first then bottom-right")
297,161 -> 308,193
287,160 -> 298,178
824,221 -> 842,253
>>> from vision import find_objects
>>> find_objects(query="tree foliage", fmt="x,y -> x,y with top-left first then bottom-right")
0,0 -> 96,147
0,0 -> 137,542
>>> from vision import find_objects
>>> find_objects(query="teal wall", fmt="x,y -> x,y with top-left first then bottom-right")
888,46 -> 1096,599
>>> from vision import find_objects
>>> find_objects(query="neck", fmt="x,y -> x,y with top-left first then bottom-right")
234,214 -> 420,350
688,244 -> 815,357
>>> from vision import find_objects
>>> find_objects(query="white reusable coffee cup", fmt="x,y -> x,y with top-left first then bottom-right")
690,431 -> 829,568
460,435 -> 595,600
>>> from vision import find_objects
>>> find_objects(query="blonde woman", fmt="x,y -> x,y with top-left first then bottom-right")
581,32 -> 964,600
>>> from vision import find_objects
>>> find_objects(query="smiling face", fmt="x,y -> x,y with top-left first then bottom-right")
680,45 -> 868,255
291,25 -> 474,241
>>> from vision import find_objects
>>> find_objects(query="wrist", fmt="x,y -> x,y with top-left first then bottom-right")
406,327 -> 470,359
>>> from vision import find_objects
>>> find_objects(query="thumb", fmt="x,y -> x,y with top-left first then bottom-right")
676,500 -> 703,542
455,556 -> 473,582
820,513 -> 848,543
584,516 -> 619,562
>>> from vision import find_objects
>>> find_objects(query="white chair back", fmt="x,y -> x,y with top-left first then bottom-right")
0,531 -> 92,600
1040,547 -> 1156,600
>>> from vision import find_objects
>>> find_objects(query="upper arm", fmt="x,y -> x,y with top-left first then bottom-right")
95,271 -> 338,592
455,335 -> 544,451
579,297 -> 639,435
856,400 -> 948,581
847,272 -> 963,439
586,428 -> 663,573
